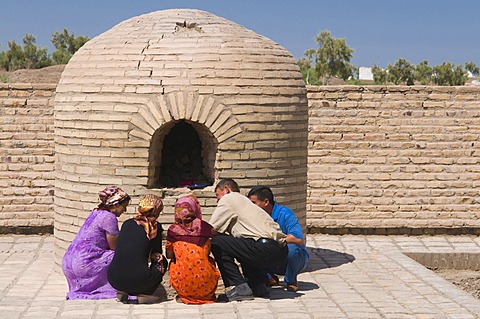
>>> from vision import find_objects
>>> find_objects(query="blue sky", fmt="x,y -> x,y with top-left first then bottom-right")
0,0 -> 478,68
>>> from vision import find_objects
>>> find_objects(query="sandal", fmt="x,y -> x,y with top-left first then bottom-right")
175,295 -> 184,303
137,294 -> 161,304
265,274 -> 280,287
116,291 -> 128,303
286,282 -> 299,292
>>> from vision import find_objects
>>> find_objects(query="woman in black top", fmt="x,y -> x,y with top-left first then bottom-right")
107,194 -> 167,304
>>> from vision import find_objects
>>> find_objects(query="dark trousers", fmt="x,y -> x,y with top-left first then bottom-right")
211,235 -> 288,288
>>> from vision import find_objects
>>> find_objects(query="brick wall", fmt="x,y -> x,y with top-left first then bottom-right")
307,85 -> 480,234
0,83 -> 56,233
2,83 -> 480,235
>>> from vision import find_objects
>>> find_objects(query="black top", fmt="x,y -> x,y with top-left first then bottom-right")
107,218 -> 164,295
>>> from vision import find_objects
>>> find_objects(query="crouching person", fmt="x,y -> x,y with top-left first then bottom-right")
248,185 -> 309,292
107,194 -> 167,304
209,179 -> 287,302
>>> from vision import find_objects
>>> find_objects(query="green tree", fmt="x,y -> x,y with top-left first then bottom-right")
23,34 -> 51,69
387,58 -> 414,85
51,28 -> 89,64
0,40 -> 23,70
371,65 -> 387,84
0,34 -> 51,71
297,49 -> 319,85
432,62 -> 468,86
308,30 -> 355,85
414,60 -> 433,85
465,61 -> 479,77
451,65 -> 469,85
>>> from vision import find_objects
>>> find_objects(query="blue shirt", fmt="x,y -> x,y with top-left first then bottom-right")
271,203 -> 307,251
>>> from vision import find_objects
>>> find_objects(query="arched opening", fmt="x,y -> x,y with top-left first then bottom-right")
148,120 -> 217,189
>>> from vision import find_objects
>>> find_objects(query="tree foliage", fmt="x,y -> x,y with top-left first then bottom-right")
51,28 -> 89,64
297,49 -> 319,85
0,29 -> 89,71
465,61 -> 480,77
299,30 -> 355,85
371,58 -> 477,86
371,65 -> 387,84
432,62 -> 468,86
0,34 -> 51,71
414,60 -> 433,85
386,58 -> 414,85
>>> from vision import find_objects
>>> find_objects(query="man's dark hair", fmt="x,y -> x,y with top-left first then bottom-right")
247,185 -> 275,204
215,178 -> 240,192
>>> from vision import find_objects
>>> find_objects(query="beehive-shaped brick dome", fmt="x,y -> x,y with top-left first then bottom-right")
54,9 -> 308,261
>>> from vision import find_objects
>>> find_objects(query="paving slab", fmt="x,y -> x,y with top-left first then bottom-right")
1,234 -> 479,318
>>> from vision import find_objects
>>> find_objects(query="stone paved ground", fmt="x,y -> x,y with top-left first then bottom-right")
1,234 -> 480,319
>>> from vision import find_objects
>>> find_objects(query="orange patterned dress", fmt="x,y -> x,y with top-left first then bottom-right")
166,239 -> 220,304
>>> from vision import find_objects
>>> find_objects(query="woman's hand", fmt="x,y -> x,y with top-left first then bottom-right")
106,234 -> 118,250
166,249 -> 174,260
150,252 -> 162,263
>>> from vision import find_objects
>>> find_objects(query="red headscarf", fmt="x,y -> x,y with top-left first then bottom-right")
167,195 -> 213,246
133,194 -> 163,240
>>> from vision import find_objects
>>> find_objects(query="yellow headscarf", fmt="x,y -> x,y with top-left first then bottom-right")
133,194 -> 163,240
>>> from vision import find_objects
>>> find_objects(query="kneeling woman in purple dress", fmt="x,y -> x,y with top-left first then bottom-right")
62,186 -> 131,300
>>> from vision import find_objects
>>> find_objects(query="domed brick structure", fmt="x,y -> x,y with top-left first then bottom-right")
54,9 -> 308,262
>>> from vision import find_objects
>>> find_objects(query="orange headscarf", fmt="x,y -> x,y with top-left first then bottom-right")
133,194 -> 163,240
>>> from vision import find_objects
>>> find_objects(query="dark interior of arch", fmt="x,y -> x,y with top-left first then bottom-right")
158,120 -> 212,188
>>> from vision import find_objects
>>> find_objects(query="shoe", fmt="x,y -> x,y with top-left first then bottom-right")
137,294 -> 161,304
175,295 -> 184,303
216,294 -> 230,303
286,282 -> 299,292
116,291 -> 128,303
252,283 -> 270,298
265,274 -> 280,287
217,283 -> 254,302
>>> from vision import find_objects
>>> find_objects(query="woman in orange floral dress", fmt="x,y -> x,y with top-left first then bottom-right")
166,195 -> 220,304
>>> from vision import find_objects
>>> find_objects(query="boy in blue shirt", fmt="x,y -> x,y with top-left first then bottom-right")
248,186 -> 309,292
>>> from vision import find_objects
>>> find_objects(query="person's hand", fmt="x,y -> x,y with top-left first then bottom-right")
285,234 -> 303,245
150,252 -> 162,263
150,252 -> 166,274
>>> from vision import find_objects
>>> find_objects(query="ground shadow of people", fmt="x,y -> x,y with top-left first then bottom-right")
304,247 -> 355,272
269,280 -> 321,299
269,247 -> 355,299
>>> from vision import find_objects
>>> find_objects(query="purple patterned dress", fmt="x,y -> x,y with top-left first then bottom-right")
62,208 -> 119,300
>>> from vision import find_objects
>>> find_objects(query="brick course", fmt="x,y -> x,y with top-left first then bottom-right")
2,83 -> 479,238
307,85 -> 480,233
0,83 -> 56,232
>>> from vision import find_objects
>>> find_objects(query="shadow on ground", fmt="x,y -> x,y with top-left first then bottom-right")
269,286 -> 305,300
268,281 -> 321,300
268,247 -> 355,299
159,247 -> 355,302
304,247 -> 355,272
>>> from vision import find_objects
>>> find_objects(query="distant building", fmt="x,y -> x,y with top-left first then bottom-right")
358,67 -> 373,81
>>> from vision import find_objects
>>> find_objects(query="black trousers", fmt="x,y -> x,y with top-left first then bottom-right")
211,235 -> 288,288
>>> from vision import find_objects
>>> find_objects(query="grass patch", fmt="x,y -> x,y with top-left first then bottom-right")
346,78 -> 375,85
0,74 -> 11,83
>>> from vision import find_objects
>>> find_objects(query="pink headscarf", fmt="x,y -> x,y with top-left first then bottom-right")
167,195 -> 213,246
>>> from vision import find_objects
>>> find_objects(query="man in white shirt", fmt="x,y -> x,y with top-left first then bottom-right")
209,178 -> 287,302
